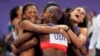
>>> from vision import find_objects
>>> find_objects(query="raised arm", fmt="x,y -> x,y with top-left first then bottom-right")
12,20 -> 62,46
54,25 -> 88,48
67,28 -> 88,48
20,20 -> 61,33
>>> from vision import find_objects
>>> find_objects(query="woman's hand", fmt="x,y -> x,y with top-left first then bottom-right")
54,25 -> 69,30
10,44 -> 18,54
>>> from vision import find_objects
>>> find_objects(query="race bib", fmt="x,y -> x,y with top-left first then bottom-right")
50,33 -> 68,46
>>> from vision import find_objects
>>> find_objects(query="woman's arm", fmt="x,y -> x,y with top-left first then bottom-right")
5,32 -> 13,43
12,20 -> 62,46
12,32 -> 33,47
12,29 -> 70,47
11,37 -> 38,54
67,28 -> 88,48
20,20 -> 61,33
53,25 -> 88,47
61,29 -> 71,43
79,45 -> 87,55
12,29 -> 70,54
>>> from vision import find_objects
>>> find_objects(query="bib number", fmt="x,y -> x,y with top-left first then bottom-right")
50,33 -> 68,46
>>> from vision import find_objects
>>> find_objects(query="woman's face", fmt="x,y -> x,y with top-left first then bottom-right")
24,6 -> 38,23
70,7 -> 86,23
42,9 -> 51,23
12,19 -> 20,31
17,6 -> 23,16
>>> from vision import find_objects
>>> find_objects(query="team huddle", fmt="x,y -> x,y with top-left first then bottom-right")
5,1 -> 89,56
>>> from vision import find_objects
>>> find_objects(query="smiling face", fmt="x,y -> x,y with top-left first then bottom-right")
23,5 -> 38,24
70,7 -> 86,23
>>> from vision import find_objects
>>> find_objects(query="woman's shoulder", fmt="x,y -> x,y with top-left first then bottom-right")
80,27 -> 87,31
79,27 -> 88,34
20,20 -> 30,25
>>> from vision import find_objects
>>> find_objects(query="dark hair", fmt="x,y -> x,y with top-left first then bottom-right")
41,1 -> 60,23
63,8 -> 72,14
23,3 -> 37,14
57,13 -> 75,32
59,8 -> 75,31
10,6 -> 20,22
43,1 -> 59,12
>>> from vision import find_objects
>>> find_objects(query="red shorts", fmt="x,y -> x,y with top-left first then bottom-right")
40,40 -> 67,53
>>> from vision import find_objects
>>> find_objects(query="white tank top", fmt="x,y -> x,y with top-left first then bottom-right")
12,31 -> 18,40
